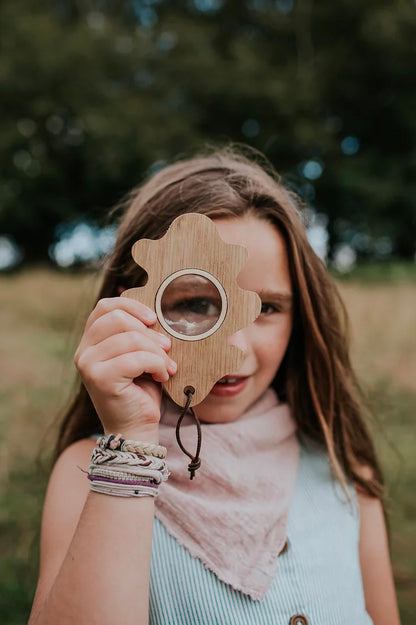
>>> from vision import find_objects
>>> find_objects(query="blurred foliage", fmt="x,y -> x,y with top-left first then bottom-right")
332,260 -> 416,283
0,0 -> 415,260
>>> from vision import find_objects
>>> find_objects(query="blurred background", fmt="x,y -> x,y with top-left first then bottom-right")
0,0 -> 415,623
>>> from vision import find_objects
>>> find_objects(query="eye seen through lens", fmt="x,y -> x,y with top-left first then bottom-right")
160,274 -> 223,337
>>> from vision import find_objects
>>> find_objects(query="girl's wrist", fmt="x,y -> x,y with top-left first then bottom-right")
103,423 -> 160,445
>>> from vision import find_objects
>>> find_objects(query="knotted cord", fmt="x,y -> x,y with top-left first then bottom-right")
175,388 -> 202,479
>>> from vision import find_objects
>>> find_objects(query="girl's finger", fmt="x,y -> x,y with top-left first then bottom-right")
81,308 -> 171,352
76,331 -> 176,375
84,297 -> 156,333
90,351 -> 172,387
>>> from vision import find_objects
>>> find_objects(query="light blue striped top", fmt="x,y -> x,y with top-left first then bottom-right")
149,436 -> 374,625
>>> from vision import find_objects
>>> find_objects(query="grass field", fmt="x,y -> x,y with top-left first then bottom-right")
1,268 -> 415,624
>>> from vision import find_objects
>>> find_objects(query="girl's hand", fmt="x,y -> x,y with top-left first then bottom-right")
74,297 -> 177,439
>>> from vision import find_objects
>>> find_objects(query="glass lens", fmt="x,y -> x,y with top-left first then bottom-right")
160,274 -> 222,336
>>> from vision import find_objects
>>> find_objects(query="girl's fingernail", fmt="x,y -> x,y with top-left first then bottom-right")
169,359 -> 177,372
158,333 -> 171,347
144,310 -> 157,322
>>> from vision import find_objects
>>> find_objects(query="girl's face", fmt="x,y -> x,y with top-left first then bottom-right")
195,214 -> 293,423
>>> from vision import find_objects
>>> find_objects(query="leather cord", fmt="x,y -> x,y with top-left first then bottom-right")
175,388 -> 202,479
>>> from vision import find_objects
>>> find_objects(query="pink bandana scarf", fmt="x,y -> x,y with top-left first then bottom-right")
155,388 -> 300,600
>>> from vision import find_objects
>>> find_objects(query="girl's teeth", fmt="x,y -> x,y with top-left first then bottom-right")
218,377 -> 239,385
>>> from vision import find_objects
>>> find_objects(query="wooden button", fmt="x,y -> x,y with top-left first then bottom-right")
279,539 -> 289,556
289,615 -> 309,625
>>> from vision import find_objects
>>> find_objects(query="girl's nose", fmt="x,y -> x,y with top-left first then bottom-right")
227,329 -> 249,356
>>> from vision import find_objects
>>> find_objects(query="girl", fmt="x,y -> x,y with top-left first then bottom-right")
29,149 -> 400,625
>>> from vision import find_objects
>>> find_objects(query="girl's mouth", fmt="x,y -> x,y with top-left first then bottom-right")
210,376 -> 249,397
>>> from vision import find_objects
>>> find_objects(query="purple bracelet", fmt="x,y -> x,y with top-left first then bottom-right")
88,474 -> 158,489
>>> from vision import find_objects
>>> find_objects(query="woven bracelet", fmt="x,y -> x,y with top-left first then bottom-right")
97,433 -> 167,459
88,459 -> 169,486
88,466 -> 157,483
90,446 -> 167,469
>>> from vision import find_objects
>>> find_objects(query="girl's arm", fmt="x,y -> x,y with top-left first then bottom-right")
29,429 -> 158,625
29,297 -> 177,625
357,489 -> 401,625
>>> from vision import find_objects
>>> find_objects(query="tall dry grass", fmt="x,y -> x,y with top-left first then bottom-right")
1,269 -> 99,479
339,282 -> 416,392
0,269 -> 415,623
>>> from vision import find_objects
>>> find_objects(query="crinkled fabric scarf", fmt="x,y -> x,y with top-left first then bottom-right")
155,388 -> 300,600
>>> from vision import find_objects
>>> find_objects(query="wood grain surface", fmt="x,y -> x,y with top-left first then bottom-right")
122,213 -> 261,407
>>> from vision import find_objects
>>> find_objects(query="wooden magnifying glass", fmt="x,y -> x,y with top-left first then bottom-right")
122,212 -> 261,405
121,213 -> 261,477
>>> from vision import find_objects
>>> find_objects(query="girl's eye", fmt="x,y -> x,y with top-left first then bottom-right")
260,302 -> 280,315
175,297 -> 220,317
163,296 -> 221,319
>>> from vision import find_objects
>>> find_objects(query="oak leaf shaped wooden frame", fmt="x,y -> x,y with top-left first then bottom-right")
122,213 -> 261,407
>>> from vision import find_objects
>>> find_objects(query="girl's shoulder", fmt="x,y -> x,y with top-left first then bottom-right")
293,432 -> 360,518
296,432 -> 372,505
296,432 -> 338,477
54,437 -> 97,474
297,431 -> 352,481
45,438 -> 97,545
46,438 -> 96,528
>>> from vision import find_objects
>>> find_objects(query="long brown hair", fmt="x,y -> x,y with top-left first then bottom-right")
56,147 -> 384,501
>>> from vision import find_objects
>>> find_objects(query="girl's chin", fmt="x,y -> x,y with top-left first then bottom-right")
196,410 -> 242,424
195,392 -> 250,424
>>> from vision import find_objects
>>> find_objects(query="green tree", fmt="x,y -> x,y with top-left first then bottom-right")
0,0 -> 415,261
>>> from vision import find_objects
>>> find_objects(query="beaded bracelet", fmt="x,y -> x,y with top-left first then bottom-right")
97,433 -> 167,459
89,479 -> 159,498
